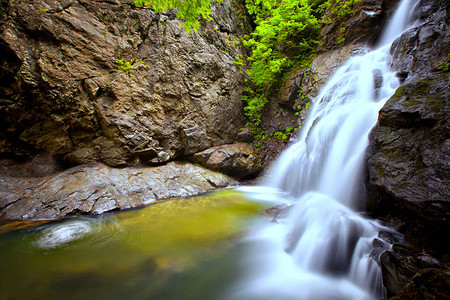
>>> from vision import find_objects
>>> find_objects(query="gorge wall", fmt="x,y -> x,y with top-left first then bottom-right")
0,0 -> 248,166
0,0 -> 257,219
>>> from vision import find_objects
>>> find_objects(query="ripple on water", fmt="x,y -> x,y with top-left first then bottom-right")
32,217 -> 123,250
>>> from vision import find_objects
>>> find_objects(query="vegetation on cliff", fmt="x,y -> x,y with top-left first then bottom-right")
130,0 -> 359,139
241,0 -> 361,140
134,0 -> 222,32
241,0 -> 325,135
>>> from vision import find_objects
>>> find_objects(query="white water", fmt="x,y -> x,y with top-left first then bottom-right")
231,1 -> 417,299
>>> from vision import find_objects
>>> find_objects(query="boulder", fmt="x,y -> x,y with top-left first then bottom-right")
190,143 -> 263,178
367,73 -> 449,254
0,159 -> 237,220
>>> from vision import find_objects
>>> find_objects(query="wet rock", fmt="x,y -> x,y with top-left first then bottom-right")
257,43 -> 372,168
388,268 -> 450,300
236,128 -> 254,143
366,1 -> 450,296
367,73 -> 450,255
191,143 -> 263,178
0,0 -> 247,166
376,224 -> 447,296
390,0 -> 450,84
263,204 -> 292,221
318,0 -> 401,52
282,44 -> 370,109
0,159 -> 237,220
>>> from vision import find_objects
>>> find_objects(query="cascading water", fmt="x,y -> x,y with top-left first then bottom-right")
231,0 -> 418,299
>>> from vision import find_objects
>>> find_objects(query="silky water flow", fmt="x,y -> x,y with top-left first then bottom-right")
230,0 -> 419,299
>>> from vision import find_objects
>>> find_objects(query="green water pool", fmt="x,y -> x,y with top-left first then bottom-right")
0,190 -> 267,300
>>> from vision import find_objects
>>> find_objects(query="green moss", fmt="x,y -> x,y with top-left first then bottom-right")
401,100 -> 422,107
435,54 -> 450,72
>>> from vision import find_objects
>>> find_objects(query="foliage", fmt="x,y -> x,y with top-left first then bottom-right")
272,126 -> 295,141
134,0 -> 222,32
323,0 -> 359,22
115,58 -> 149,77
242,0 -> 327,133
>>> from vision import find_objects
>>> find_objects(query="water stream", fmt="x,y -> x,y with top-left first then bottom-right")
230,1 -> 417,299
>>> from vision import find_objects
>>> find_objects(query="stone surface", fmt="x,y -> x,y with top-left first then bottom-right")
367,73 -> 449,254
380,239 -> 445,296
0,159 -> 237,220
318,0 -> 401,52
366,0 -> 450,294
278,44 -> 370,111
190,143 -> 263,178
0,0 -> 247,166
390,0 -> 450,84
388,268 -> 450,300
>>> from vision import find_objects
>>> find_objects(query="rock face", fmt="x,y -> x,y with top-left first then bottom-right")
368,0 -> 449,248
367,74 -> 449,294
368,74 -> 449,252
0,0 -> 247,166
0,157 -> 237,220
366,0 -> 450,296
318,0 -> 401,52
390,0 -> 450,84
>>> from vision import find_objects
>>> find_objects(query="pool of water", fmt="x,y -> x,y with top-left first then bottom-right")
0,190 -> 267,300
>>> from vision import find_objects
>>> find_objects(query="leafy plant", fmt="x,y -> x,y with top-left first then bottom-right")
115,58 -> 149,77
233,54 -> 245,66
134,0 -> 222,33
321,0 -> 359,24
242,0 -> 327,133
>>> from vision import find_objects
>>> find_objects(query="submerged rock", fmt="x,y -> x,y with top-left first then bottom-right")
0,159 -> 237,220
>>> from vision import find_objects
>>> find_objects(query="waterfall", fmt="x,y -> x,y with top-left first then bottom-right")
231,0 -> 417,299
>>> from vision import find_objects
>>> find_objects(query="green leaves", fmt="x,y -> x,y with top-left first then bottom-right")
134,0 -> 222,32
244,0 -> 322,90
115,58 -> 149,77
242,0 -> 326,133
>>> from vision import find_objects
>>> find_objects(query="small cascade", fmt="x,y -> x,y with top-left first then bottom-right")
231,0 -> 418,299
